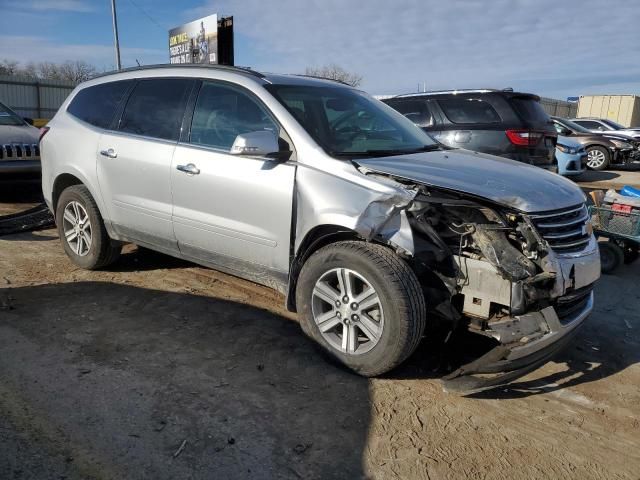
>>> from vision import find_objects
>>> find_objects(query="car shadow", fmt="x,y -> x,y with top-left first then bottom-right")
111,245 -> 193,272
578,170 -> 621,182
0,281 -> 370,480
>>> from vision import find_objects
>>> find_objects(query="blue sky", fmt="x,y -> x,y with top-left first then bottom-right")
0,0 -> 638,99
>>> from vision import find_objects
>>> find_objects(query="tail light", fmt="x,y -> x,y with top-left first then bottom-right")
39,126 -> 50,143
505,129 -> 544,146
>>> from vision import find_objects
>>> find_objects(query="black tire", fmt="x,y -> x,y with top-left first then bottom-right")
55,185 -> 121,270
586,146 -> 610,171
598,240 -> 623,274
296,241 -> 426,377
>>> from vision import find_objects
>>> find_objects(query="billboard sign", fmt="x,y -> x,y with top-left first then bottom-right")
169,14 -> 219,65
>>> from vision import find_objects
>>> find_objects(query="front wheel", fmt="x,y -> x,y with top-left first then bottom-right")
598,239 -> 624,274
56,185 -> 121,270
586,146 -> 610,170
296,241 -> 426,377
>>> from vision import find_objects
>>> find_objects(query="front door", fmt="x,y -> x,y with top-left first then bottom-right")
171,81 -> 295,283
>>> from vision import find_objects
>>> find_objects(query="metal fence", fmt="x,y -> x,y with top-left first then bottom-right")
540,97 -> 578,118
0,75 -> 75,119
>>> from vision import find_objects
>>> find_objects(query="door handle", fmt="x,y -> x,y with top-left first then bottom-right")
99,148 -> 117,158
176,163 -> 200,175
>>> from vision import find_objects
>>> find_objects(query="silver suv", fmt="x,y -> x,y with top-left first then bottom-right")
41,65 -> 600,391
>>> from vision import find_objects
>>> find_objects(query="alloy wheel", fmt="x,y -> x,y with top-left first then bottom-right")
62,200 -> 92,256
587,149 -> 606,169
311,267 -> 384,355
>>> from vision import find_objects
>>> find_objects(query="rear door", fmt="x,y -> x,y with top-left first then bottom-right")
97,78 -> 194,249
170,80 -> 295,282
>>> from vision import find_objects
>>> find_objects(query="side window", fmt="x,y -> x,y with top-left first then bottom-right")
389,100 -> 434,127
576,120 -> 603,130
118,78 -> 193,141
67,80 -> 133,129
190,81 -> 278,150
437,97 -> 501,124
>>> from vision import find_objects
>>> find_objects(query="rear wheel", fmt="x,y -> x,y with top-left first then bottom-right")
56,185 -> 121,270
586,146 -> 610,170
296,241 -> 426,377
598,239 -> 624,274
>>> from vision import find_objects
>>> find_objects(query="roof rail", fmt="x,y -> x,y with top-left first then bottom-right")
292,74 -> 352,86
393,88 -> 503,98
91,63 -> 265,81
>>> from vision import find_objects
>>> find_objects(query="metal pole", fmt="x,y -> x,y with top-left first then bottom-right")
110,0 -> 122,70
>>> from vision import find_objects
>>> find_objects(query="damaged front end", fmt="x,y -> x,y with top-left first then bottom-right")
368,180 -> 601,393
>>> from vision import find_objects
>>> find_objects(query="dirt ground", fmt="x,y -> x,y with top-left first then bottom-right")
1,184 -> 639,479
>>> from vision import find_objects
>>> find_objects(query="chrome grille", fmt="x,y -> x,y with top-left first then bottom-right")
528,204 -> 591,253
0,143 -> 40,161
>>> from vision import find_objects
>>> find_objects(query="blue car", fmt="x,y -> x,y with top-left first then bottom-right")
555,136 -> 587,177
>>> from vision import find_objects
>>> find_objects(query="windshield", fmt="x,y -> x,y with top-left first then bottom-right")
265,84 -> 437,157
601,119 -> 625,130
0,102 -> 26,126
556,117 -> 592,134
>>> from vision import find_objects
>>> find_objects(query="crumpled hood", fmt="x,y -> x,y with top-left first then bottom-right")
0,124 -> 40,144
355,149 -> 586,213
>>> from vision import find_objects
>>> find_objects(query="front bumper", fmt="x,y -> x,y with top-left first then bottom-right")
444,242 -> 600,393
0,160 -> 41,175
443,292 -> 592,393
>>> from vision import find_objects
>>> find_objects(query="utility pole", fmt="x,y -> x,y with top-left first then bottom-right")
110,0 -> 122,70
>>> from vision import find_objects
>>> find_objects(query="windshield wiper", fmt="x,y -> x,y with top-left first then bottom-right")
332,144 -> 442,157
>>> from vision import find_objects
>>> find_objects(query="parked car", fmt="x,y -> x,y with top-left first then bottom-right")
571,118 -> 640,139
382,89 -> 558,170
551,116 -> 639,170
40,65 -> 600,391
0,100 -> 41,177
556,136 -> 587,177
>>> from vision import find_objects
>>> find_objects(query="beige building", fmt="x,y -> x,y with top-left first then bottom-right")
577,95 -> 640,127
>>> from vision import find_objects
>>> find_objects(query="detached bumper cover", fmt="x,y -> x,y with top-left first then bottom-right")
442,290 -> 593,393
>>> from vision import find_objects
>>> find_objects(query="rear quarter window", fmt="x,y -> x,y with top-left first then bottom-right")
511,97 -> 549,123
437,97 -> 501,124
67,80 -> 133,129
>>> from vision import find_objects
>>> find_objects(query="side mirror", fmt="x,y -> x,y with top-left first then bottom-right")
23,117 -> 34,126
230,131 -> 280,159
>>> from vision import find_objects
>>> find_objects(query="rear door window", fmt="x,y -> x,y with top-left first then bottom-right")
67,80 -> 133,129
510,97 -> 549,124
388,100 -> 434,127
437,97 -> 501,124
118,78 -> 193,141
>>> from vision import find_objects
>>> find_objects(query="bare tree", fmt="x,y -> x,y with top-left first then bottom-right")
0,59 -> 20,76
56,60 -> 98,83
304,64 -> 363,87
0,59 -> 97,84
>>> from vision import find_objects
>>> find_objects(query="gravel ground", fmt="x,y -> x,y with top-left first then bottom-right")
1,223 -> 639,479
1,172 -> 639,479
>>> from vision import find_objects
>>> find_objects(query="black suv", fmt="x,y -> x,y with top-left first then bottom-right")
383,89 -> 557,169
